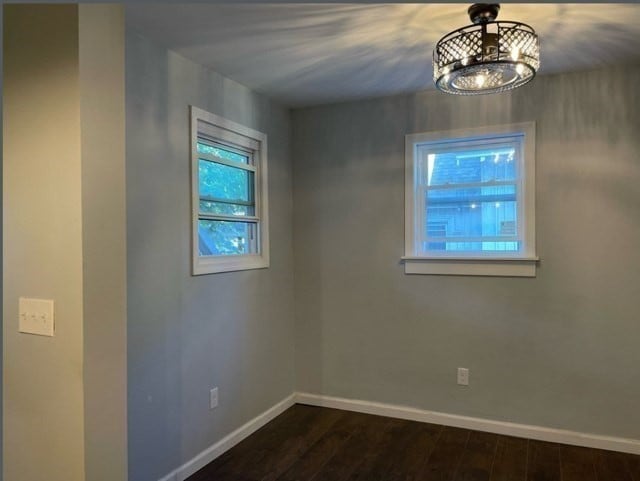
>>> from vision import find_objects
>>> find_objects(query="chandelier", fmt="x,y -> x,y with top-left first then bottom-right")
433,4 -> 540,95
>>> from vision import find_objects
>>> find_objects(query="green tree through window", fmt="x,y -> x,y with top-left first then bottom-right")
197,140 -> 256,256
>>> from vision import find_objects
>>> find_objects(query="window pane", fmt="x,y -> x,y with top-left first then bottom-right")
426,241 -> 520,252
197,141 -> 249,164
422,144 -> 517,186
425,185 -> 518,253
199,200 -> 255,217
198,219 -> 257,256
199,159 -> 253,203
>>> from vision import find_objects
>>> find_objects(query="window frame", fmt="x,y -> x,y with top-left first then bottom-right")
404,122 -> 537,277
191,106 -> 269,275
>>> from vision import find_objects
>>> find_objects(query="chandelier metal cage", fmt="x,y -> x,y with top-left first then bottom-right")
433,4 -> 540,95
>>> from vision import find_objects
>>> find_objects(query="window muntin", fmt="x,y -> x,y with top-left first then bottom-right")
404,123 -> 536,277
191,107 -> 269,274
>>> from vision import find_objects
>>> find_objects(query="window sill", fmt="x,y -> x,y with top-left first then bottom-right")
401,256 -> 538,277
193,254 -> 269,275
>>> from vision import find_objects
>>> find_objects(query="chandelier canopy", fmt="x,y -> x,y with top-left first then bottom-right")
433,4 -> 540,95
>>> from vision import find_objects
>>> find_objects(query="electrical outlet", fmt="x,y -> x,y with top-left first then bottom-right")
457,367 -> 469,386
209,387 -> 219,409
19,297 -> 55,337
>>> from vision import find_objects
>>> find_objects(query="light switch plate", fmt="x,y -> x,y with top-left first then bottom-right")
19,297 -> 55,337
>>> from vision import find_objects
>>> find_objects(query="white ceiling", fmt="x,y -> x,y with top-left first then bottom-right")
126,3 -> 640,107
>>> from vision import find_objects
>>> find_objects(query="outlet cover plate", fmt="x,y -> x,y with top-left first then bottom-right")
210,387 -> 219,409
457,367 -> 469,386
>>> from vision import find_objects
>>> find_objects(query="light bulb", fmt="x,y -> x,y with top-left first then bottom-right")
515,63 -> 525,75
495,202 -> 501,208
471,203 -> 477,209
475,74 -> 486,88
510,46 -> 521,61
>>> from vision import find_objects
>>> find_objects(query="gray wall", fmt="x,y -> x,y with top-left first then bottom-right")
292,66 -> 640,440
1,5 -> 5,476
126,32 -> 295,481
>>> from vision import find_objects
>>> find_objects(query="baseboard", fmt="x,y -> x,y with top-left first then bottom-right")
158,393 -> 297,481
295,392 -> 640,455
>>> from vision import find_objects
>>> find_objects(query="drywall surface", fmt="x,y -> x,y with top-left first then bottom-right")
3,5 -> 85,480
126,32 -> 295,481
292,66 -> 640,440
80,5 -> 128,481
1,5 -> 4,477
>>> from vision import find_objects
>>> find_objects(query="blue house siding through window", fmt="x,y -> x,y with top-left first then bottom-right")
424,146 -> 519,253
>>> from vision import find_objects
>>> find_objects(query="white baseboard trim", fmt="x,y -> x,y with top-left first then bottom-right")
158,393 -> 297,481
295,392 -> 640,455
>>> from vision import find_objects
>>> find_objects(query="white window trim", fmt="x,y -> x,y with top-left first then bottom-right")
191,106 -> 269,275
403,122 -> 537,277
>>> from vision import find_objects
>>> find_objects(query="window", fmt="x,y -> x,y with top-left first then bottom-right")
404,123 -> 537,277
191,106 -> 269,274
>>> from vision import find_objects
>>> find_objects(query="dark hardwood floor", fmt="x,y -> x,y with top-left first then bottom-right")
187,404 -> 640,481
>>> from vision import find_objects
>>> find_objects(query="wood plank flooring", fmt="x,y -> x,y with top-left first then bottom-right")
187,405 -> 640,481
